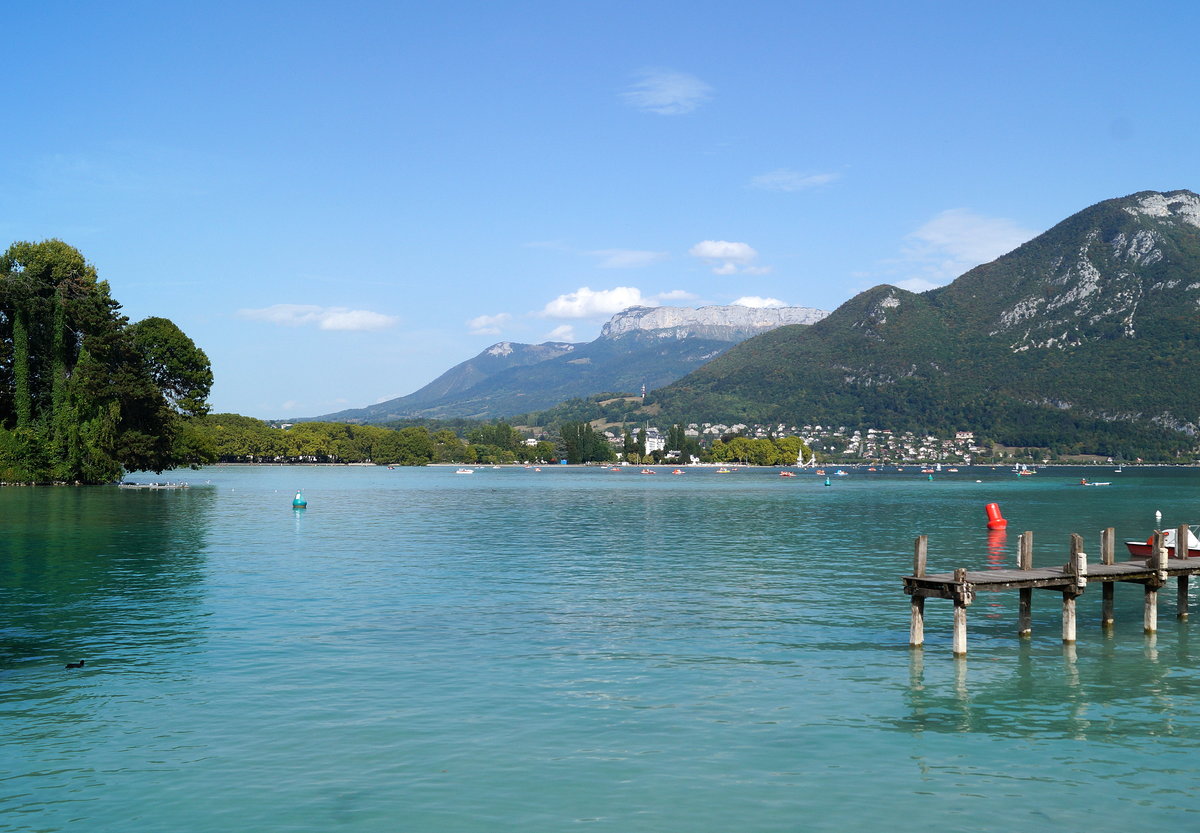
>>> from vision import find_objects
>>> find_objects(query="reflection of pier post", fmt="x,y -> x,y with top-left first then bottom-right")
1177,523 -> 1190,621
1100,527 -> 1115,627
1018,531 -> 1033,637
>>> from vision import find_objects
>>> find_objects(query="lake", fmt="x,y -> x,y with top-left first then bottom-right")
3,464 -> 1200,831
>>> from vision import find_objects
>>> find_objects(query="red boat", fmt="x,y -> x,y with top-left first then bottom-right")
1125,527 -> 1200,559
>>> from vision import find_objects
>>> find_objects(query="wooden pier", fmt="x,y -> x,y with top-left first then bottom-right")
903,525 -> 1199,655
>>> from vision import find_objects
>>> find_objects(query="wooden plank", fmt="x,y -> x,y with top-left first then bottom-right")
913,535 -> 927,577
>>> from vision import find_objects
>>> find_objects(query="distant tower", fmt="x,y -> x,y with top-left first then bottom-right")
641,383 -> 646,402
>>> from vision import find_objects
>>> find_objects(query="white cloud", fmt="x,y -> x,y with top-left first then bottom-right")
892,277 -> 943,293
622,69 -> 712,115
540,286 -> 652,318
732,296 -> 787,308
588,249 -> 669,269
654,289 -> 699,302
467,312 -> 511,335
545,324 -> 577,342
898,209 -> 1038,286
238,303 -> 397,331
689,240 -> 764,274
750,170 -> 840,192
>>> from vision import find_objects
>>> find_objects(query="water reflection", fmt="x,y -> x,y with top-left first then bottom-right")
899,626 -> 1200,743
986,529 -> 1007,567
0,486 -> 214,673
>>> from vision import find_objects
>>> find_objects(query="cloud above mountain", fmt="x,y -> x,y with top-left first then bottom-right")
689,240 -> 769,275
540,286 -> 651,318
894,208 -> 1038,291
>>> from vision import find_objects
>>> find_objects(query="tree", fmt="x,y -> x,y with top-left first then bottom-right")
0,240 -> 213,481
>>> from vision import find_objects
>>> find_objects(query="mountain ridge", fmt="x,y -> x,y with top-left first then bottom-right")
311,303 -> 829,422
649,189 -> 1200,456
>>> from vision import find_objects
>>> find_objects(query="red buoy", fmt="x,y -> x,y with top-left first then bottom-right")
985,502 -> 1007,530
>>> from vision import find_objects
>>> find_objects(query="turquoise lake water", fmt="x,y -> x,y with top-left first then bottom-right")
3,464 -> 1200,831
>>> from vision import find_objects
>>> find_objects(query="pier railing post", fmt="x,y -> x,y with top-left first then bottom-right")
1018,531 -> 1033,637
1101,527 -> 1115,628
952,567 -> 971,657
909,535 -> 927,647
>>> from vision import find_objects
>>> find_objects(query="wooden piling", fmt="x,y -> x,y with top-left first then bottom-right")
909,535 -> 927,647
952,567 -> 969,656
1018,531 -> 1033,637
1101,527 -> 1115,627
1062,534 -> 1087,643
1145,530 -> 1165,633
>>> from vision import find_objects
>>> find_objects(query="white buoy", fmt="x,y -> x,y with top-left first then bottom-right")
1156,509 -> 1163,525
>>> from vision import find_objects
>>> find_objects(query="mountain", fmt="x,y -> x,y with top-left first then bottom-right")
650,190 -> 1200,456
315,304 -> 828,422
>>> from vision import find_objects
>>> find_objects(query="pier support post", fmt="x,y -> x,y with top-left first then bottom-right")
909,535 -> 927,647
1062,534 -> 1087,644
952,567 -> 970,656
1101,528 -> 1115,628
1018,531 -> 1033,637
1145,531 -> 1166,633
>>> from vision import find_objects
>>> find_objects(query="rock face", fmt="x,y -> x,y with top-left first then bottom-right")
601,305 -> 828,341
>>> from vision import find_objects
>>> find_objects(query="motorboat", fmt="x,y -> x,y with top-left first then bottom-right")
1125,526 -> 1200,559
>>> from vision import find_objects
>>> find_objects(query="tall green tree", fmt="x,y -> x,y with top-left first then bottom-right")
0,240 -> 213,482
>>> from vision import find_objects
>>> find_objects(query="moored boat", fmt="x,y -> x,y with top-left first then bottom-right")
1125,526 -> 1200,559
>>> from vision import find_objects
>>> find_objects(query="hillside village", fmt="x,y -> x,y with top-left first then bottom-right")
586,423 -> 992,464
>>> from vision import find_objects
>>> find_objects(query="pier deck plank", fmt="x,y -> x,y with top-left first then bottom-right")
903,558 -> 1198,597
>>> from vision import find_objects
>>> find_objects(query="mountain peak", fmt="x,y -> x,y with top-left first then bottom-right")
1122,190 -> 1200,227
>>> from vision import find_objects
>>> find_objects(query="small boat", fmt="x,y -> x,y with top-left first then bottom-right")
455,468 -> 474,474
947,468 -> 959,473
671,469 -> 685,475
1079,479 -> 1112,486
815,469 -> 826,476
779,470 -> 796,477
1126,527 -> 1200,559
920,468 -> 934,474
834,470 -> 848,476
716,467 -> 732,474
641,468 -> 656,474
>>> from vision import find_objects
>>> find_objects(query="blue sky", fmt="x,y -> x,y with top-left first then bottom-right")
3,1 -> 1197,418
